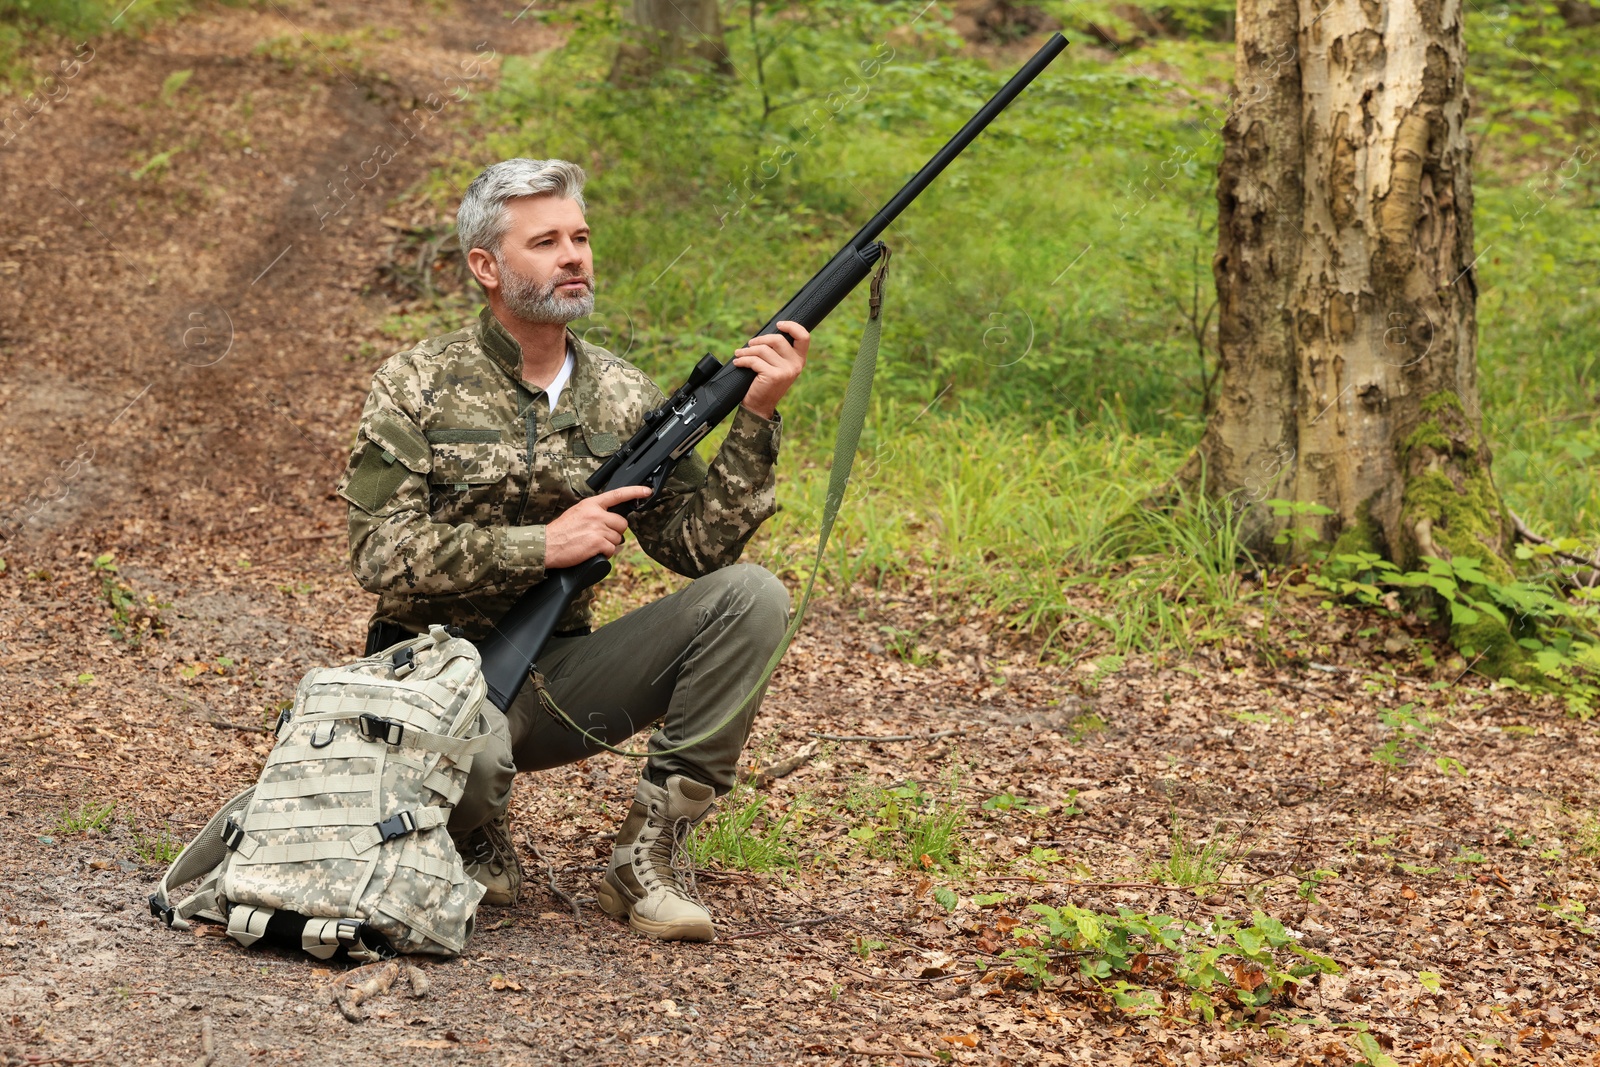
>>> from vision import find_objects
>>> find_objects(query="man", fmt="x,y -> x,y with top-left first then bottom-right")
337,157 -> 805,942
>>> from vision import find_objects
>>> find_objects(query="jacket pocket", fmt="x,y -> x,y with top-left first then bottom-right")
428,440 -> 514,490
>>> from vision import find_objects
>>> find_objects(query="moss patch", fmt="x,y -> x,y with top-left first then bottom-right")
1329,495 -> 1382,559
1402,469 -> 1513,582
1419,391 -> 1464,416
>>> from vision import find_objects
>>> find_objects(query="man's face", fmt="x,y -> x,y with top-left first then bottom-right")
477,195 -> 594,324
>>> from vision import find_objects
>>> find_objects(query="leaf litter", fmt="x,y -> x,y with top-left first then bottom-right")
0,2 -> 1598,1065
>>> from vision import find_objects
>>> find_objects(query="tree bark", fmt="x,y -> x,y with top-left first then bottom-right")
1188,0 -> 1509,578
611,0 -> 733,85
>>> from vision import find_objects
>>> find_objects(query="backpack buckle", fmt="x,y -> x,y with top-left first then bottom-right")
274,706 -> 293,737
336,918 -> 362,944
149,895 -> 176,927
374,811 -> 417,843
391,646 -> 416,677
221,818 -> 245,852
358,715 -> 406,746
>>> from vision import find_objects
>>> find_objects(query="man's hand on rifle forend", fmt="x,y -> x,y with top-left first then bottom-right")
544,485 -> 653,568
734,320 -> 809,421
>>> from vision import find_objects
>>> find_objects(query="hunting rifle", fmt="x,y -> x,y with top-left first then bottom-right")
478,31 -> 1070,711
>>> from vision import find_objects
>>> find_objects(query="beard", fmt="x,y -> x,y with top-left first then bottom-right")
497,258 -> 595,324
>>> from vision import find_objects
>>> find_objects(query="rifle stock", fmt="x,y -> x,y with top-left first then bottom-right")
477,32 -> 1069,711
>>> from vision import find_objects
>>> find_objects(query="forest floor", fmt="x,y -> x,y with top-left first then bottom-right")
2,2 -> 1599,1065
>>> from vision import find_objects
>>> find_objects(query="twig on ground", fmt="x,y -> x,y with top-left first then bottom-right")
1509,511 -> 1600,586
206,718 -> 268,734
1267,678 -> 1327,698
810,729 -> 965,744
745,738 -> 821,789
191,1015 -> 215,1067
158,686 -> 266,734
972,873 -> 1288,891
837,961 -> 982,986
525,831 -> 582,924
328,960 -> 400,1023
716,913 -> 846,941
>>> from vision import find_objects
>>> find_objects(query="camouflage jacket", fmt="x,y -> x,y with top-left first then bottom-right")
338,308 -> 782,639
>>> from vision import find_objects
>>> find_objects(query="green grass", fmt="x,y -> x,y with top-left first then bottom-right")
1147,816 -> 1237,888
690,787 -> 801,872
55,800 -> 116,835
129,817 -> 184,865
842,782 -> 966,872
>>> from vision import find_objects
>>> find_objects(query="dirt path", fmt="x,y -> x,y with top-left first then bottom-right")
3,3 -> 1600,1065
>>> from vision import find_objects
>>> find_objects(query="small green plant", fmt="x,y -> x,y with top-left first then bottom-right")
159,68 -> 193,103
1296,868 -> 1339,903
844,782 -> 965,872
982,791 -> 1048,815
690,787 -> 799,872
1082,655 -> 1125,693
1575,811 -> 1600,857
92,553 -> 168,646
1267,498 -> 1336,550
1369,702 -> 1467,795
1000,905 -> 1338,1019
1066,712 -> 1108,740
1147,816 -> 1234,888
878,625 -> 936,666
853,937 -> 888,960
57,800 -> 116,835
130,817 -> 183,865
1352,1031 -> 1400,1067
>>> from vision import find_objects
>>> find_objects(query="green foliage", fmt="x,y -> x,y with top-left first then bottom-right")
158,67 -> 192,103
982,791 -> 1049,815
1368,702 -> 1469,795
56,800 -> 116,835
1296,868 -> 1339,904
690,786 -> 801,872
129,817 -> 183,866
1002,904 -> 1338,1019
92,553 -> 168,646
1352,1031 -> 1400,1067
1147,816 -> 1235,888
844,782 -> 965,872
0,0 -> 242,88
1307,549 -> 1600,710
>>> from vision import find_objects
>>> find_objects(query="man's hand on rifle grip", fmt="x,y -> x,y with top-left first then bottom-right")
544,485 -> 653,568
734,320 -> 809,421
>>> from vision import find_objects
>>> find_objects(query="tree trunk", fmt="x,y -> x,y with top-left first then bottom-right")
611,0 -> 733,85
1189,0 -> 1509,580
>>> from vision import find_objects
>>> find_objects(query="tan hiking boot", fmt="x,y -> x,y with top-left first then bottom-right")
453,809 -> 522,907
597,774 -> 717,942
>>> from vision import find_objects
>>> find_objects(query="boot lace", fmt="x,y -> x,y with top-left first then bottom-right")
641,810 -> 703,907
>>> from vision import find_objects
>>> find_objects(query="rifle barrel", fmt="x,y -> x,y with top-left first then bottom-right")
848,31 -> 1068,251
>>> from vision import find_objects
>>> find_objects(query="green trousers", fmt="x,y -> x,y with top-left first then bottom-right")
450,562 -> 789,836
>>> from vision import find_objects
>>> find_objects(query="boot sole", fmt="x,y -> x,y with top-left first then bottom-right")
597,879 -> 714,942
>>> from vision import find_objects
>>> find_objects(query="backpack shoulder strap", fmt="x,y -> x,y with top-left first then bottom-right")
149,785 -> 256,929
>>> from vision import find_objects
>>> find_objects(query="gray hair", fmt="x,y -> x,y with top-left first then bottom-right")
456,158 -> 588,258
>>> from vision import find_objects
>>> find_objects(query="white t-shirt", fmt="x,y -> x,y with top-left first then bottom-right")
542,351 -> 576,411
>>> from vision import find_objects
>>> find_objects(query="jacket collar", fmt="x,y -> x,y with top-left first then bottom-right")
476,306 -> 602,421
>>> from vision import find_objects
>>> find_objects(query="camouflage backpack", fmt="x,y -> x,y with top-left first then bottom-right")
150,625 -> 489,961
